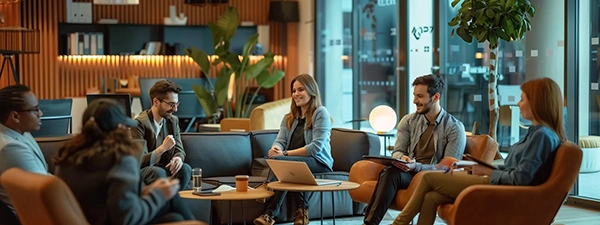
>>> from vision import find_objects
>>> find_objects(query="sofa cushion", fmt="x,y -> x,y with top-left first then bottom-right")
330,128 -> 380,172
250,130 -> 279,158
181,132 -> 253,178
36,135 -> 73,174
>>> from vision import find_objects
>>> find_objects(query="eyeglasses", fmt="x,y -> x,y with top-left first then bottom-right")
159,99 -> 180,108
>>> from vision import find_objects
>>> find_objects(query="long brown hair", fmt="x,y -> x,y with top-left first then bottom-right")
520,77 -> 566,141
54,118 -> 140,168
285,74 -> 323,130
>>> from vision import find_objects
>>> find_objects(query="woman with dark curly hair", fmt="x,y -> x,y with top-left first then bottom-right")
55,99 -> 195,225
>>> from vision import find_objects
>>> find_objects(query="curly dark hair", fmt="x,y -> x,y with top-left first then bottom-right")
149,80 -> 182,101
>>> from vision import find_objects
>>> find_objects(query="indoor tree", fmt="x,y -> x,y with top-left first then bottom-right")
448,0 -> 535,139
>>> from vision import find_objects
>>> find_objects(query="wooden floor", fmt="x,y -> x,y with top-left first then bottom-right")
552,204 -> 600,225
276,204 -> 600,225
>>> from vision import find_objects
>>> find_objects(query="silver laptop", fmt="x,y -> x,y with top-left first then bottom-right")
266,159 -> 342,186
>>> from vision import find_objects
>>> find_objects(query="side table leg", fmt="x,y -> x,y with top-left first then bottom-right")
320,192 -> 323,225
302,194 -> 307,225
332,192 -> 336,225
241,200 -> 246,225
229,200 -> 232,225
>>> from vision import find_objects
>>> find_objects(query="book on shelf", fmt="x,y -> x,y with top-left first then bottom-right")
144,41 -> 163,55
66,32 -> 104,55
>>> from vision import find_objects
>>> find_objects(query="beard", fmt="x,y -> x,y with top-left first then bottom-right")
159,108 -> 175,118
416,99 -> 434,115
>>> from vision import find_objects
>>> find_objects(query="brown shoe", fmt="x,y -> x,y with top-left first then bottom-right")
254,214 -> 275,225
294,208 -> 309,225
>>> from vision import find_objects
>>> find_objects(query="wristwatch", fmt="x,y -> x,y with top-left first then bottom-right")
283,150 -> 289,156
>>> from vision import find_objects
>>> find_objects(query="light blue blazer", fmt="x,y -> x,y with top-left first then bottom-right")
272,106 -> 334,169
0,124 -> 48,209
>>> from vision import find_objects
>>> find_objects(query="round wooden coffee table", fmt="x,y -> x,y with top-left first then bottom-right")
267,180 -> 360,225
180,188 -> 274,225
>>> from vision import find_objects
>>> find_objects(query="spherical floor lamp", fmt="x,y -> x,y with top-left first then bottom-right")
369,105 -> 397,134
369,105 -> 397,156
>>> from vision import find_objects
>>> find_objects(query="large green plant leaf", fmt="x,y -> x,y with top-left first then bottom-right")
214,7 -> 239,41
214,69 -> 233,106
256,69 -> 285,88
244,56 -> 274,81
192,84 -> 216,118
242,34 -> 259,58
184,46 -> 210,75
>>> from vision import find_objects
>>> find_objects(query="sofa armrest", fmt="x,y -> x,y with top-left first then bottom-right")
440,185 -> 560,225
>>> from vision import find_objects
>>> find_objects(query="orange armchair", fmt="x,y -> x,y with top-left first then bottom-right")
437,141 -> 582,225
0,168 -> 206,225
348,135 -> 498,210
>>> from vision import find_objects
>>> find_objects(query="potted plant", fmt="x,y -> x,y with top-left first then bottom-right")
185,6 -> 285,122
448,0 -> 535,139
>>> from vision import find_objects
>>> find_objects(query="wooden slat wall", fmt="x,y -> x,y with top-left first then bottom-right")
13,0 -> 297,100
0,2 -> 21,87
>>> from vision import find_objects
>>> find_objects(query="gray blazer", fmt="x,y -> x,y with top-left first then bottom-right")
56,155 -> 167,225
272,106 -> 334,169
0,124 -> 48,209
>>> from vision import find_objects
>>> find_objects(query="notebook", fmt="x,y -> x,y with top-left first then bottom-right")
363,155 -> 409,167
265,159 -> 342,186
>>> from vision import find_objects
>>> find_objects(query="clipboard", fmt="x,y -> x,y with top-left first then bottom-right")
463,154 -> 497,169
363,155 -> 409,167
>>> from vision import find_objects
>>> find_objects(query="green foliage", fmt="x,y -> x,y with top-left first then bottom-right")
184,7 -> 285,120
448,0 -> 535,49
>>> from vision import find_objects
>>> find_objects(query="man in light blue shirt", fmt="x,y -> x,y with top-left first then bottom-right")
0,85 -> 48,221
363,74 -> 467,225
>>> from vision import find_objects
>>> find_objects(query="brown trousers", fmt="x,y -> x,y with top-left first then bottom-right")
392,171 -> 490,225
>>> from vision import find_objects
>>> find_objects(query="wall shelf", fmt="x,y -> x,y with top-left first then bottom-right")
58,23 -> 257,56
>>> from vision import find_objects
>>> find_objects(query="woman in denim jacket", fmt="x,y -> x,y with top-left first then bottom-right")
392,77 -> 566,225
254,74 -> 333,225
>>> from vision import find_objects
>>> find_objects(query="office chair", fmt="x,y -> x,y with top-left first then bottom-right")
31,99 -> 72,137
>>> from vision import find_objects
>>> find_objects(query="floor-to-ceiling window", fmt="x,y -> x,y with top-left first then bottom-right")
316,0 -> 401,155
314,0 -> 599,207
575,0 -> 600,201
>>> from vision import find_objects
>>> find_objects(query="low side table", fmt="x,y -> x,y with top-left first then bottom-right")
180,189 -> 274,225
267,180 -> 360,225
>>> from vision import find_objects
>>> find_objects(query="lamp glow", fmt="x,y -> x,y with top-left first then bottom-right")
369,105 -> 397,134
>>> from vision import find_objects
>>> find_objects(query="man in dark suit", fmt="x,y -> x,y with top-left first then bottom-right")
133,80 -> 191,191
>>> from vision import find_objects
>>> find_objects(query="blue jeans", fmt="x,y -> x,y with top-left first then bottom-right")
264,156 -> 332,218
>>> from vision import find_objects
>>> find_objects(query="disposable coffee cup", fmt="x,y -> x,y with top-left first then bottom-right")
235,175 -> 250,192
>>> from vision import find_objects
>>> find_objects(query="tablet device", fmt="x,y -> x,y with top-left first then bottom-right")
463,154 -> 498,169
363,155 -> 409,166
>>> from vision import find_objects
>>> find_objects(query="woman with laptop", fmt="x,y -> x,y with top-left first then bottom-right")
54,99 -> 196,225
392,78 -> 566,225
254,74 -> 334,225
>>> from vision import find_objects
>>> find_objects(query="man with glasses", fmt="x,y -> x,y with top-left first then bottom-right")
133,80 -> 191,191
0,84 -> 47,223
